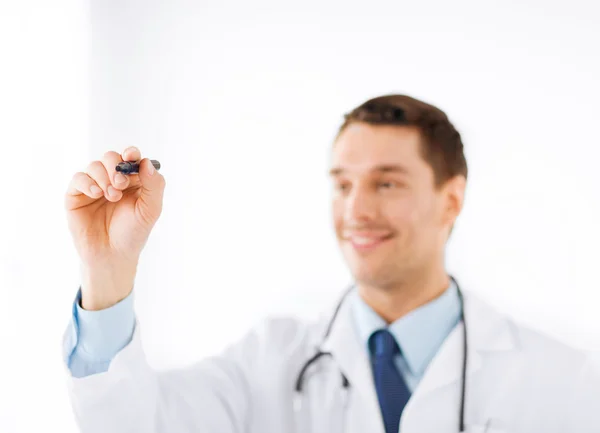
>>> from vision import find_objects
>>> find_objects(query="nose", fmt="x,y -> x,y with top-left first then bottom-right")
344,186 -> 378,222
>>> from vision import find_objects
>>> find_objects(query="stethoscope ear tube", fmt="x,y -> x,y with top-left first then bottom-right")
457,287 -> 468,432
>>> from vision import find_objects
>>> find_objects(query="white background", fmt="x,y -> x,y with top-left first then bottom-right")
0,0 -> 599,431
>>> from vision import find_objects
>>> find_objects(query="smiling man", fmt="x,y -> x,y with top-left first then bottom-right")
330,102 -> 466,325
62,94 -> 599,433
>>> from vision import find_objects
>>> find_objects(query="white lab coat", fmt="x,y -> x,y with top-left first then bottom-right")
63,288 -> 600,433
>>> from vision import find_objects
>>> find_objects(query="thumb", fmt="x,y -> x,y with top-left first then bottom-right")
136,157 -> 166,226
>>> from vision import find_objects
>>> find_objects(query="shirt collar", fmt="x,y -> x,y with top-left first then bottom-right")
350,278 -> 462,376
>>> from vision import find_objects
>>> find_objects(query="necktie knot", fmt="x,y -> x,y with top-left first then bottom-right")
368,329 -> 399,360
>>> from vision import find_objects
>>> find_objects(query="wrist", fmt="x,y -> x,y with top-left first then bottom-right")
80,261 -> 138,311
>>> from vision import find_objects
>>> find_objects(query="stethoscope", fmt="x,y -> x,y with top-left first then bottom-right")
293,276 -> 468,432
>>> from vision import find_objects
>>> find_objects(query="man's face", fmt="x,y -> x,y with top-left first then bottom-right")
330,122 -> 462,289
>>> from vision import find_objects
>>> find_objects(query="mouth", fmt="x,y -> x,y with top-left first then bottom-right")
344,232 -> 394,253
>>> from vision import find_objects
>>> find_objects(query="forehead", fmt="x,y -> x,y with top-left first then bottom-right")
331,122 -> 426,174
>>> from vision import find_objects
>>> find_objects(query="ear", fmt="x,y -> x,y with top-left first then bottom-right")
441,175 -> 466,229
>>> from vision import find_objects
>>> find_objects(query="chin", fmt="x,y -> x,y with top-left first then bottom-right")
348,255 -> 407,288
350,264 -> 390,288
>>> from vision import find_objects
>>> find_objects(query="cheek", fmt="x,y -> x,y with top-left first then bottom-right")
384,197 -> 420,228
332,199 -> 344,230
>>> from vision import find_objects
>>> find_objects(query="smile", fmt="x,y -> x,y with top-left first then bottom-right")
345,233 -> 393,252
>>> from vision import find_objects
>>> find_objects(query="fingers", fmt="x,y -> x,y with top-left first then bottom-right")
67,171 -> 105,199
121,146 -> 141,163
65,169 -> 110,210
136,158 -> 167,225
86,160 -> 123,202
101,150 -> 130,192
65,147 -> 162,214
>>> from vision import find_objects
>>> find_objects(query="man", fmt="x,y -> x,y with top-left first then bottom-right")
63,94 -> 599,432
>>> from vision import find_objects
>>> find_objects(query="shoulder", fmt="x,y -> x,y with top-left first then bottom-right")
465,292 -> 600,428
464,290 -> 594,371
513,322 -> 585,360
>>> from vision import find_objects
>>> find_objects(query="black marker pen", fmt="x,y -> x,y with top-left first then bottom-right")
116,160 -> 161,174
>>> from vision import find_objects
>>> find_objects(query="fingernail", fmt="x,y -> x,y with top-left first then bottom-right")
147,161 -> 155,176
108,186 -> 118,196
90,185 -> 102,195
125,146 -> 139,153
114,173 -> 126,184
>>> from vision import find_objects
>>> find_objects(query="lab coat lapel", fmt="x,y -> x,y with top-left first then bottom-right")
320,292 -> 386,433
401,290 -> 518,430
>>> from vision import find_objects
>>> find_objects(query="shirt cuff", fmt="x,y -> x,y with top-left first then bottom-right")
72,288 -> 136,362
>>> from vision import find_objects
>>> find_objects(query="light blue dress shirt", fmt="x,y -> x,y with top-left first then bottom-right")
350,279 -> 462,392
64,289 -> 136,378
64,279 -> 462,383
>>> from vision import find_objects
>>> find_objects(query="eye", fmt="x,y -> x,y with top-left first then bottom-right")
378,181 -> 396,189
334,181 -> 351,192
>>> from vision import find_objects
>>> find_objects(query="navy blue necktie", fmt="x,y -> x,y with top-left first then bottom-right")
369,329 -> 412,433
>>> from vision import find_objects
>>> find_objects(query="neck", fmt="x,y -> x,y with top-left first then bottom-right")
358,267 -> 450,324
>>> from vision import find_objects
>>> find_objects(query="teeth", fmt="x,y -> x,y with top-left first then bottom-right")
351,236 -> 383,245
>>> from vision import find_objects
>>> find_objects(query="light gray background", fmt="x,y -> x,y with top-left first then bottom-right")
1,0 -> 599,431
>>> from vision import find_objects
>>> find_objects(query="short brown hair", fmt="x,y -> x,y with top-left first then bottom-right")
336,94 -> 468,189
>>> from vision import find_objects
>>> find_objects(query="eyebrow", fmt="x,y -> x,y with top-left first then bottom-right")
328,164 -> 410,176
